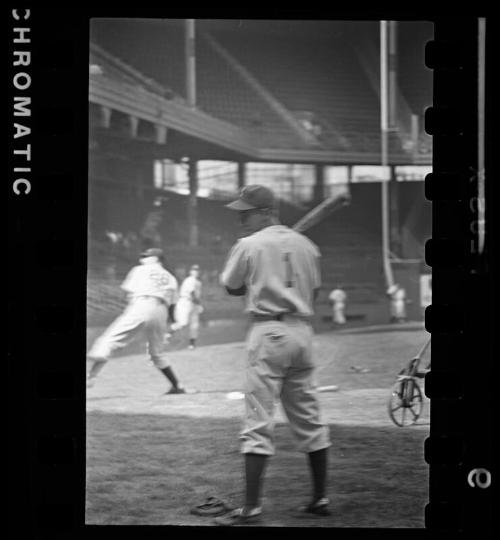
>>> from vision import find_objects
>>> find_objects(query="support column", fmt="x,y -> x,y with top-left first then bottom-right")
129,115 -> 139,138
380,20 -> 394,289
155,124 -> 168,145
313,164 -> 325,204
410,114 -> 419,160
185,19 -> 196,108
347,164 -> 353,184
135,155 -> 151,202
388,21 -> 398,129
187,158 -> 199,247
389,165 -> 401,256
100,106 -> 112,129
237,161 -> 246,190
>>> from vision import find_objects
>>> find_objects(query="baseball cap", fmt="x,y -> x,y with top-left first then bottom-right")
190,264 -> 200,271
225,184 -> 276,211
140,247 -> 164,259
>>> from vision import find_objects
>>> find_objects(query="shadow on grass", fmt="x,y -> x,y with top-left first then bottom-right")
86,412 -> 428,528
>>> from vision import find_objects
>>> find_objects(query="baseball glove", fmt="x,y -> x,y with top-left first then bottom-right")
226,284 -> 247,296
189,496 -> 236,517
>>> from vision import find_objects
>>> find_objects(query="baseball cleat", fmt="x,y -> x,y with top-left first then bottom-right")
165,386 -> 198,395
190,496 -> 236,517
213,507 -> 262,526
292,497 -> 331,517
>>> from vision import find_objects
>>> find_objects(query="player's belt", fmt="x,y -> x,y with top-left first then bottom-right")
138,295 -> 165,304
251,313 -> 285,322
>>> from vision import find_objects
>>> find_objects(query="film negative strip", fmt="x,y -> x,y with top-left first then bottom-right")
424,17 -> 492,535
7,9 -> 493,538
8,8 -> 89,536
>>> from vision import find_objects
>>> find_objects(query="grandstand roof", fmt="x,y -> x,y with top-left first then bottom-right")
89,18 -> 432,165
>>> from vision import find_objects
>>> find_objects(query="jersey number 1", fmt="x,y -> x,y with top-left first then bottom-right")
283,252 -> 294,288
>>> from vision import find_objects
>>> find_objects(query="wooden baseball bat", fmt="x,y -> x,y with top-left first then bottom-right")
292,191 -> 351,233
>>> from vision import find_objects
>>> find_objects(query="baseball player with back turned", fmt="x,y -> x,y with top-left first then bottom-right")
328,285 -> 347,326
215,184 -> 331,526
86,248 -> 193,394
387,283 -> 407,323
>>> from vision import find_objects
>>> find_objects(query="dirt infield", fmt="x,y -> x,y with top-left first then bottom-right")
86,323 -> 430,527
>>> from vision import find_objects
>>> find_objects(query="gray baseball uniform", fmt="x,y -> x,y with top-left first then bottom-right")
221,224 -> 331,456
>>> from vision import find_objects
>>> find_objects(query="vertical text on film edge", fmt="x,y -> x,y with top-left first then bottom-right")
11,9 -> 32,196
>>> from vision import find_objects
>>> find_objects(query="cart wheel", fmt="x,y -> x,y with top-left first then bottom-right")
388,376 -> 424,427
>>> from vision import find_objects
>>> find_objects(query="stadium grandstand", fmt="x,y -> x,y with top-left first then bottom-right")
88,18 -> 432,326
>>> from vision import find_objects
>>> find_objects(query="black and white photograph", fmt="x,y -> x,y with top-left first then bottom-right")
7,10 -> 494,537
85,18 -> 434,527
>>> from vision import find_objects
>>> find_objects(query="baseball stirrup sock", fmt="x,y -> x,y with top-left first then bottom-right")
244,453 -> 268,508
88,359 -> 107,380
308,448 -> 328,501
160,366 -> 179,388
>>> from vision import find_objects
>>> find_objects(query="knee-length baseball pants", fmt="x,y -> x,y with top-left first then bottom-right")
241,318 -> 331,456
332,303 -> 346,324
87,296 -> 170,369
172,298 -> 201,338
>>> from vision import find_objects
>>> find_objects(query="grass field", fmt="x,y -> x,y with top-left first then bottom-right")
86,321 -> 430,528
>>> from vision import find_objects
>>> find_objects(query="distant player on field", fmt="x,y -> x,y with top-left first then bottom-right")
328,285 -> 347,326
86,248 -> 193,394
170,264 -> 203,350
387,284 -> 407,323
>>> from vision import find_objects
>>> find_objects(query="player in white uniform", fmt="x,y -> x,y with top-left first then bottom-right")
86,248 -> 191,394
387,284 -> 407,323
170,264 -> 203,349
328,286 -> 347,326
215,185 -> 331,526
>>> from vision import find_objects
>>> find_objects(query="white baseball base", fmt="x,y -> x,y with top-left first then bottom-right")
226,391 -> 245,400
